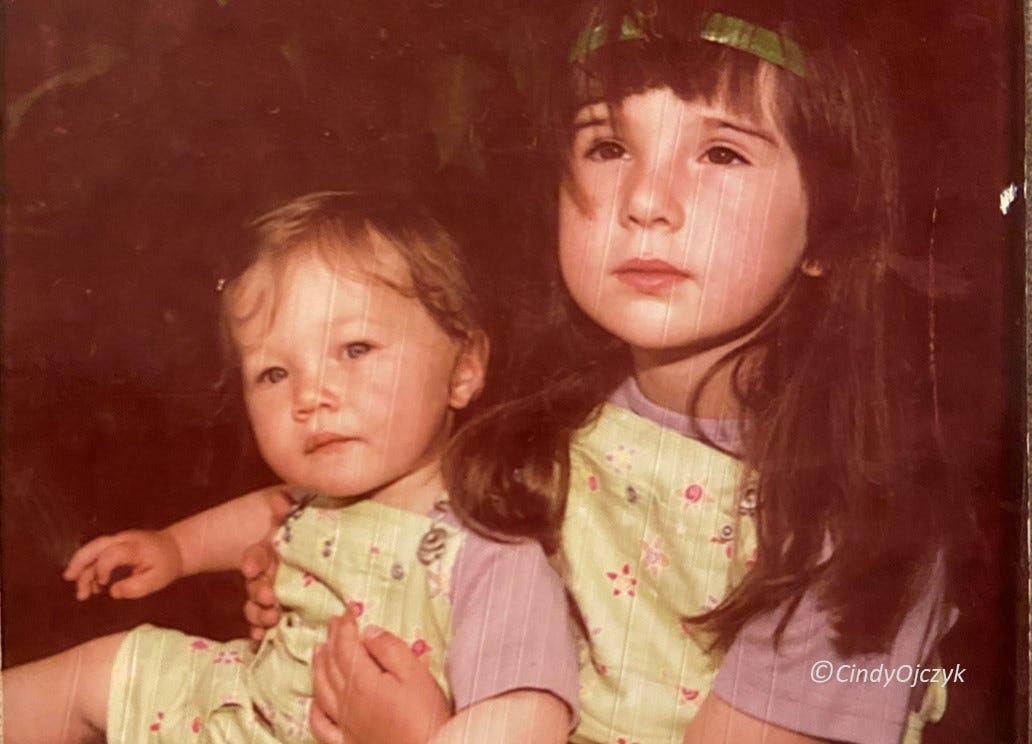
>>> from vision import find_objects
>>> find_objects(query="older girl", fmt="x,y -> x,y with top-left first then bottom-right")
262,4 -> 966,742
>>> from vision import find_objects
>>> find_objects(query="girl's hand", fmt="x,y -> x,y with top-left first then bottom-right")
311,611 -> 451,744
63,529 -> 183,600
240,490 -> 292,641
241,539 -> 281,641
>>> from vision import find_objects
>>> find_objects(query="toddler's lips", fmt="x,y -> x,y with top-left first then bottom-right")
614,258 -> 691,292
304,433 -> 355,454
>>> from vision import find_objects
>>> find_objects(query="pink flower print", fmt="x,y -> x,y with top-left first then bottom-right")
348,600 -> 365,618
682,483 -> 704,508
603,444 -> 636,475
605,563 -> 637,596
640,537 -> 670,578
213,649 -> 244,664
411,638 -> 432,657
587,474 -> 598,492
591,657 -> 608,676
710,524 -> 735,558
189,639 -> 209,651
301,571 -> 316,588
616,737 -> 640,744
369,545 -> 380,555
680,687 -> 700,703
191,717 -> 201,733
149,711 -> 164,732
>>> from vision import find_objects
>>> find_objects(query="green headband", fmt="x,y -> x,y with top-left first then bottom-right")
570,10 -> 807,79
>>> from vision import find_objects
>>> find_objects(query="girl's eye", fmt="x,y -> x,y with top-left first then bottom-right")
257,367 -> 288,384
344,342 -> 372,360
585,140 -> 628,162
704,146 -> 748,166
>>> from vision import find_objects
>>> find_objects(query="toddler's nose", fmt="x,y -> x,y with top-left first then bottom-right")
292,374 -> 339,420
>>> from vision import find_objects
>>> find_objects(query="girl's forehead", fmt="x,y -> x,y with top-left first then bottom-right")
575,70 -> 788,143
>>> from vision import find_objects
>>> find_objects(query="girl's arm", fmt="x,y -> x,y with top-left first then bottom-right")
64,485 -> 291,600
683,695 -> 826,744
309,616 -> 570,744
309,533 -> 578,744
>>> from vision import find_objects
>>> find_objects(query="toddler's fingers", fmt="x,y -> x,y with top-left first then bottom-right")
63,535 -> 118,579
244,600 -> 280,630
108,569 -> 161,600
93,542 -> 140,586
73,566 -> 98,601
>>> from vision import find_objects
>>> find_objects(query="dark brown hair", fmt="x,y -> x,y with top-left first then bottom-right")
446,1 -> 969,656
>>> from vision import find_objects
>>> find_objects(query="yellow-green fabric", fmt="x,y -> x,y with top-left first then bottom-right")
564,404 -> 756,744
108,498 -> 462,743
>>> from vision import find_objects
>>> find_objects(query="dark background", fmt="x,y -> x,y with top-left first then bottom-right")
3,1 -> 1025,741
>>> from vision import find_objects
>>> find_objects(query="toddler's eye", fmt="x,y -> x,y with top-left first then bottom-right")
344,342 -> 371,359
586,140 -> 628,162
704,146 -> 748,166
257,366 -> 288,384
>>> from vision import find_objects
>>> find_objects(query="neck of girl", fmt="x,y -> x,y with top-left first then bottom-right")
631,343 -> 742,420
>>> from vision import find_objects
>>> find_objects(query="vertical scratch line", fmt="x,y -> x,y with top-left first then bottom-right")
927,186 -> 942,438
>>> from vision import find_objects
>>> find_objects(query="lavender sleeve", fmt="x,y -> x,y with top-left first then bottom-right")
445,531 -> 581,723
710,565 -> 956,744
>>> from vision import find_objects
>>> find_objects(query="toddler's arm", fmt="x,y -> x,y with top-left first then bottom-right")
64,485 -> 292,600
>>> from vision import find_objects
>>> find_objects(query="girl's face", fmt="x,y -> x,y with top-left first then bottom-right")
233,244 -> 480,501
559,84 -> 808,357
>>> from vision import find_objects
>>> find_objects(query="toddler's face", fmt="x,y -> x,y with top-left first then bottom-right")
234,243 -> 466,499
559,84 -> 808,357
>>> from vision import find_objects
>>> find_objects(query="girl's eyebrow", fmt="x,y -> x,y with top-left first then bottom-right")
572,115 -> 610,133
705,116 -> 779,146
571,102 -> 611,131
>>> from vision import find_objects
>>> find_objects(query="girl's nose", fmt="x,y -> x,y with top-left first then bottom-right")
620,160 -> 686,231
292,374 -> 340,421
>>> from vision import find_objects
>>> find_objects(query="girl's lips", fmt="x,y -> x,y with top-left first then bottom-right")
614,259 -> 691,292
304,433 -> 355,454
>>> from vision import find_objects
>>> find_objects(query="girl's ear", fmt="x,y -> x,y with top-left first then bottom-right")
448,330 -> 490,410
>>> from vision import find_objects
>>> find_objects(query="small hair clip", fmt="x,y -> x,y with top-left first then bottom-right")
215,277 -> 227,293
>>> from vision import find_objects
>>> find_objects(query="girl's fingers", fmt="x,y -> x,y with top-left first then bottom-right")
360,626 -> 419,681
309,697 -> 346,744
312,646 -> 339,721
241,542 -> 274,581
244,599 -> 280,629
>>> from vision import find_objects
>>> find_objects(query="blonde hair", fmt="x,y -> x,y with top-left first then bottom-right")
221,191 -> 481,355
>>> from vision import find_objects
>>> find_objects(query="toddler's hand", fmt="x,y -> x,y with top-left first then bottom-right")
311,611 -> 451,744
63,529 -> 183,600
